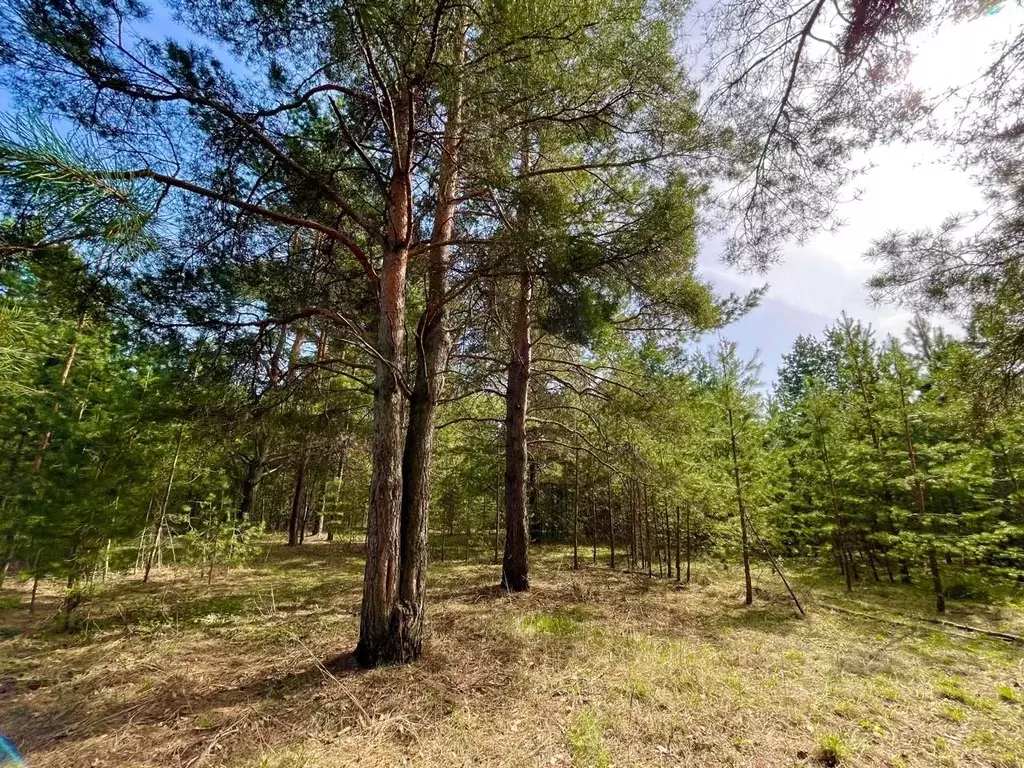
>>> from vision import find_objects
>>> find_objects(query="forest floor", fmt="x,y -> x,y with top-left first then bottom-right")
1,541 -> 1023,768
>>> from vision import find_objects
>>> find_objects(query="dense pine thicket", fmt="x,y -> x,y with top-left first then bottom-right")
1,0 -> 1024,664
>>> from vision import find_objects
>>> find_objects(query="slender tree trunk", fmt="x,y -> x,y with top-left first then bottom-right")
664,501 -> 672,580
675,507 -> 681,583
572,446 -> 580,570
144,424 -> 183,583
493,469 -> 501,564
136,484 -> 159,573
607,482 -> 615,569
894,359 -> 945,613
815,418 -> 853,593
643,485 -> 653,578
728,408 -> 753,606
313,477 -> 325,536
501,269 -> 533,592
686,504 -> 691,583
288,451 -> 308,547
33,313 -> 85,473
237,438 -> 266,524
622,481 -> 630,573
0,530 -> 14,589
863,538 -> 881,581
326,444 -> 348,542
440,496 -> 449,563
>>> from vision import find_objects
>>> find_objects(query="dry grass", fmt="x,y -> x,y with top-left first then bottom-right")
1,542 -> 1023,768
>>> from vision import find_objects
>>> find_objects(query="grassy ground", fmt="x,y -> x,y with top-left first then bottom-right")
1,541 -> 1023,768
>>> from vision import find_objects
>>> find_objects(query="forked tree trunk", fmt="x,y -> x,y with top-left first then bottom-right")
502,270 -> 533,592
384,30 -> 466,663
356,172 -> 414,666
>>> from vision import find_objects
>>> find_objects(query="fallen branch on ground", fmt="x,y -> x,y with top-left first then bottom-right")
820,603 -> 1024,645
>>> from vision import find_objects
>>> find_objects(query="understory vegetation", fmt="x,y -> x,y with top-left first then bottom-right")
2,543 -> 1022,768
2,0 -> 1024,765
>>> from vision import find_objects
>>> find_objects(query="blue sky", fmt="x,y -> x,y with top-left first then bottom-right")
1,2 -> 1017,392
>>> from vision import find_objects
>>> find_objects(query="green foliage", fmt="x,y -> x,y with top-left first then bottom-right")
816,733 -> 851,766
522,612 -> 581,636
996,685 -> 1022,704
567,708 -> 611,768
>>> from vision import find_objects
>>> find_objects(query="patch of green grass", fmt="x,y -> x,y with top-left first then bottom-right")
567,708 -> 610,768
857,719 -> 885,737
521,612 -> 581,636
0,595 -> 22,611
255,748 -> 315,768
873,678 -> 900,703
628,679 -> 652,701
935,676 -> 973,705
939,704 -> 966,723
782,648 -> 805,665
995,751 -> 1024,768
997,685 -> 1022,704
933,676 -> 997,712
817,733 -> 851,766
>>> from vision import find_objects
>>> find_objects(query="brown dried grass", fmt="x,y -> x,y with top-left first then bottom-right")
1,542 -> 1022,768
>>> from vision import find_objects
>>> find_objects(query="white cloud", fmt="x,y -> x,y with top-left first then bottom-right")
701,6 -> 1023,375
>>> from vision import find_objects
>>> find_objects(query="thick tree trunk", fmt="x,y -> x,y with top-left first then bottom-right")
501,270 -> 533,591
392,37 -> 464,658
355,67 -> 451,663
356,200 -> 412,666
